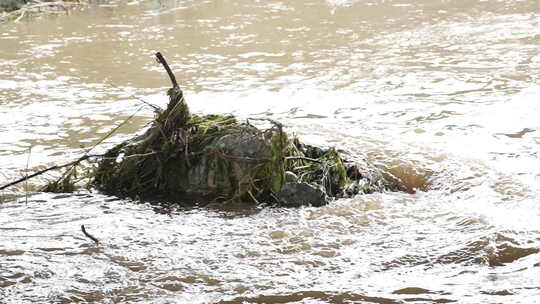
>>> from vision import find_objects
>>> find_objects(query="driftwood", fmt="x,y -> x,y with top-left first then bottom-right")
0,154 -> 95,191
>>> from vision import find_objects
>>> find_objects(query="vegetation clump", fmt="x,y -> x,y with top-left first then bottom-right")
0,53 -> 404,207
90,53 -> 404,206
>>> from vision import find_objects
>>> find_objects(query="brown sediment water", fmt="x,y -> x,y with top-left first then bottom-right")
1,0 -> 540,302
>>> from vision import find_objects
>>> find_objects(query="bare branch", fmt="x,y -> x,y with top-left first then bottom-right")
155,52 -> 179,89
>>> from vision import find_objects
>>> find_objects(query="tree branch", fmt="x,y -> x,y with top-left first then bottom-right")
0,154 -> 100,191
155,52 -> 179,89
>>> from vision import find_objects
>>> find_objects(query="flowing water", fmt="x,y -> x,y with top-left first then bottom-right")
1,0 -> 540,302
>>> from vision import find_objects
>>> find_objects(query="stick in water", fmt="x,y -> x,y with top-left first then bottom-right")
155,52 -> 179,89
81,225 -> 99,244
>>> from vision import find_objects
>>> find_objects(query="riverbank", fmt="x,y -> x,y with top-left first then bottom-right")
0,0 -> 83,22
0,0 -> 27,12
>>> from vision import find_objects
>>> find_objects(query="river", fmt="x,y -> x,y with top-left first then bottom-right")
1,0 -> 540,303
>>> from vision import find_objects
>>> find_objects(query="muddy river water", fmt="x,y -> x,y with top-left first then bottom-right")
1,0 -> 540,303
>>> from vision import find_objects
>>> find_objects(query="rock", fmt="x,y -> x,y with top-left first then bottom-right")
213,132 -> 270,159
276,182 -> 329,207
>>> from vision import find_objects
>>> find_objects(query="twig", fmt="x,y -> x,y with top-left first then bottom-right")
104,81 -> 160,110
155,52 -> 179,89
0,154 -> 103,191
246,117 -> 283,129
285,156 -> 322,163
247,190 -> 261,204
84,106 -> 146,156
14,8 -> 26,22
1,103 -> 146,192
269,191 -> 282,204
25,1 -> 77,9
81,225 -> 99,244
99,151 -> 159,161
163,94 -> 185,127
53,105 -> 146,187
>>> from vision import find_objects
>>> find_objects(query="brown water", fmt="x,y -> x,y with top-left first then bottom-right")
1,0 -> 540,303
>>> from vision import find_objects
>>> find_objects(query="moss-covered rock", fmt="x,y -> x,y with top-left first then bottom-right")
91,92 -> 403,206
89,53 -> 405,206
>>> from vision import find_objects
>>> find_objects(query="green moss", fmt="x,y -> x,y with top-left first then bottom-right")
261,132 -> 287,192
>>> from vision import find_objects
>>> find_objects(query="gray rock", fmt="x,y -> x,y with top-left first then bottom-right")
276,182 -> 329,207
